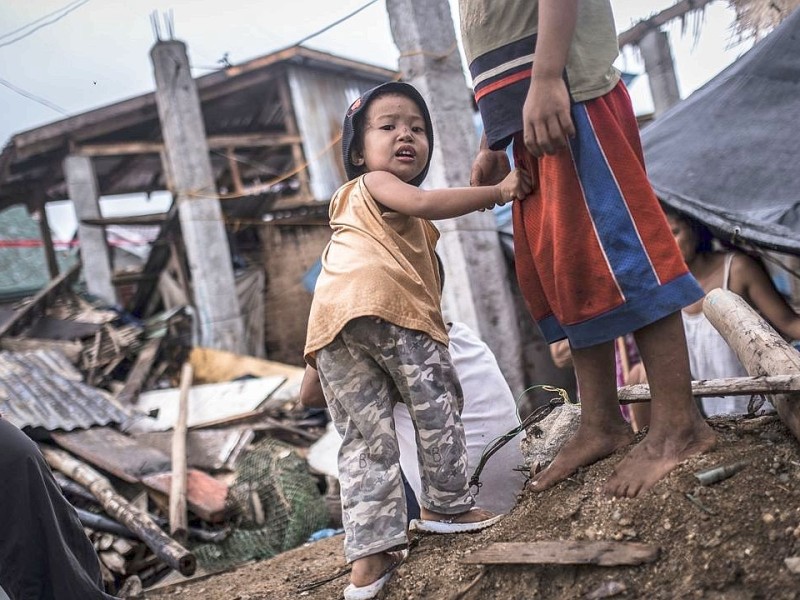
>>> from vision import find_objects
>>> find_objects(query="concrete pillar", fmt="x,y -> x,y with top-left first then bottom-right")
64,155 -> 116,305
151,41 -> 245,353
386,0 -> 525,394
640,29 -> 681,117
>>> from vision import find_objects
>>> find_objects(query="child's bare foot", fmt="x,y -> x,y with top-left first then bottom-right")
350,551 -> 404,588
528,422 -> 633,492
604,421 -> 716,498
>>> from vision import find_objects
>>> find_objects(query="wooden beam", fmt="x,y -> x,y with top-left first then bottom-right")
169,363 -> 193,542
114,337 -> 163,405
81,212 -> 168,227
0,261 -> 81,339
75,133 -> 302,157
42,446 -> 196,576
463,541 -> 659,566
703,288 -> 800,443
618,374 -> 800,403
226,147 -> 245,195
618,0 -> 715,47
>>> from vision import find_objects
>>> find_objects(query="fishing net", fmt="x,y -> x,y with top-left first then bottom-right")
192,436 -> 330,570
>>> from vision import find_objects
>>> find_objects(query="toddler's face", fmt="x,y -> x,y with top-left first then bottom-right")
352,93 -> 429,183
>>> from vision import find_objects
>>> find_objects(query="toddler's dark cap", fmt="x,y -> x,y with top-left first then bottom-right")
341,81 -> 434,187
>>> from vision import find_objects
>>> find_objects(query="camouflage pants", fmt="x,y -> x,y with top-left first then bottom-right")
317,317 -> 474,562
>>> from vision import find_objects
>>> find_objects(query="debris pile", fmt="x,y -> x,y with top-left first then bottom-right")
0,279 -> 333,596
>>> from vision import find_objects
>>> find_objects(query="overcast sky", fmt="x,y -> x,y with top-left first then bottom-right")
0,0 -> 756,148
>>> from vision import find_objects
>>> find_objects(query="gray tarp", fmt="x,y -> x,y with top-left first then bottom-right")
641,7 -> 800,254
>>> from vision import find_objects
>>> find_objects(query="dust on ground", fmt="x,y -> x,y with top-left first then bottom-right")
146,414 -> 800,599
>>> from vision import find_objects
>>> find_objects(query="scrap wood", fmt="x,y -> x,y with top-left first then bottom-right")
190,346 -> 304,384
52,427 -> 171,483
132,428 -> 253,471
0,261 -> 82,340
42,446 -> 196,576
115,337 -> 163,405
142,469 -> 231,523
74,503 -> 228,544
135,376 -> 286,431
228,414 -> 320,443
26,315 -> 102,340
704,289 -> 800,443
462,541 -> 659,566
619,374 -> 800,403
169,363 -> 192,541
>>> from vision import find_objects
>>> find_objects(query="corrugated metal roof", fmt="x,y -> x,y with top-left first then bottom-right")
0,349 -> 130,431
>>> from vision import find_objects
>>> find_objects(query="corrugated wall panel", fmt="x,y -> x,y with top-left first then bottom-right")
288,68 -> 387,201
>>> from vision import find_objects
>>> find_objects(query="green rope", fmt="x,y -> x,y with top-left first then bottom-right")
468,385 -> 573,493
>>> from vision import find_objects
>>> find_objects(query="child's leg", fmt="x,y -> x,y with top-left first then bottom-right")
605,312 -> 715,497
530,340 -> 633,491
384,329 -> 476,517
315,321 -> 408,571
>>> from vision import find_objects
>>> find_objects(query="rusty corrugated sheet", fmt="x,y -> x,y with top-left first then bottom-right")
0,349 -> 129,431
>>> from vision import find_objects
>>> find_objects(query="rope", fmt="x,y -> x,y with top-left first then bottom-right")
468,385 -> 574,493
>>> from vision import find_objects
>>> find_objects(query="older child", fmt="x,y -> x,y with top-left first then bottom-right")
460,0 -> 716,498
304,81 -> 530,600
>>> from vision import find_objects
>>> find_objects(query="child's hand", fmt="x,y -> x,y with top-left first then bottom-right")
495,169 -> 533,206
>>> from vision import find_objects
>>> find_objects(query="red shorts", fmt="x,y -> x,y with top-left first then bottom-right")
512,81 -> 702,348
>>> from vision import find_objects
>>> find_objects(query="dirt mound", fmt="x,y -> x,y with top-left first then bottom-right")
146,414 -> 800,599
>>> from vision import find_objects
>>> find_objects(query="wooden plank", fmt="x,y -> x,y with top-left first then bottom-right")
135,376 -> 286,431
190,346 -> 304,383
618,0 -> 714,47
463,541 -> 659,566
52,427 -> 171,483
132,429 -> 254,471
26,316 -> 102,340
115,337 -> 163,405
75,134 -> 302,157
42,447 -> 196,576
170,364 -> 193,540
142,469 -> 230,523
81,212 -> 168,226
0,261 -> 82,339
618,374 -> 800,403
704,289 -> 800,443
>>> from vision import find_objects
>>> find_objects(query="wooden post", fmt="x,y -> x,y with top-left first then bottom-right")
151,40 -> 245,353
36,198 -> 59,279
64,154 -> 117,305
639,29 -> 681,117
703,288 -> 800,442
42,447 -> 196,576
169,363 -> 193,541
386,0 -> 525,395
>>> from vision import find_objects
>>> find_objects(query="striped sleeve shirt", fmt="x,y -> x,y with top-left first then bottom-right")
459,0 -> 621,150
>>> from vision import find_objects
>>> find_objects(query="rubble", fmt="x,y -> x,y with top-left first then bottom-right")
0,279 -> 330,596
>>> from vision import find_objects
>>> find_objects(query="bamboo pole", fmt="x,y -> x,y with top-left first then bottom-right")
42,447 -> 196,576
703,288 -> 800,442
618,373 -> 800,403
169,363 -> 193,541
